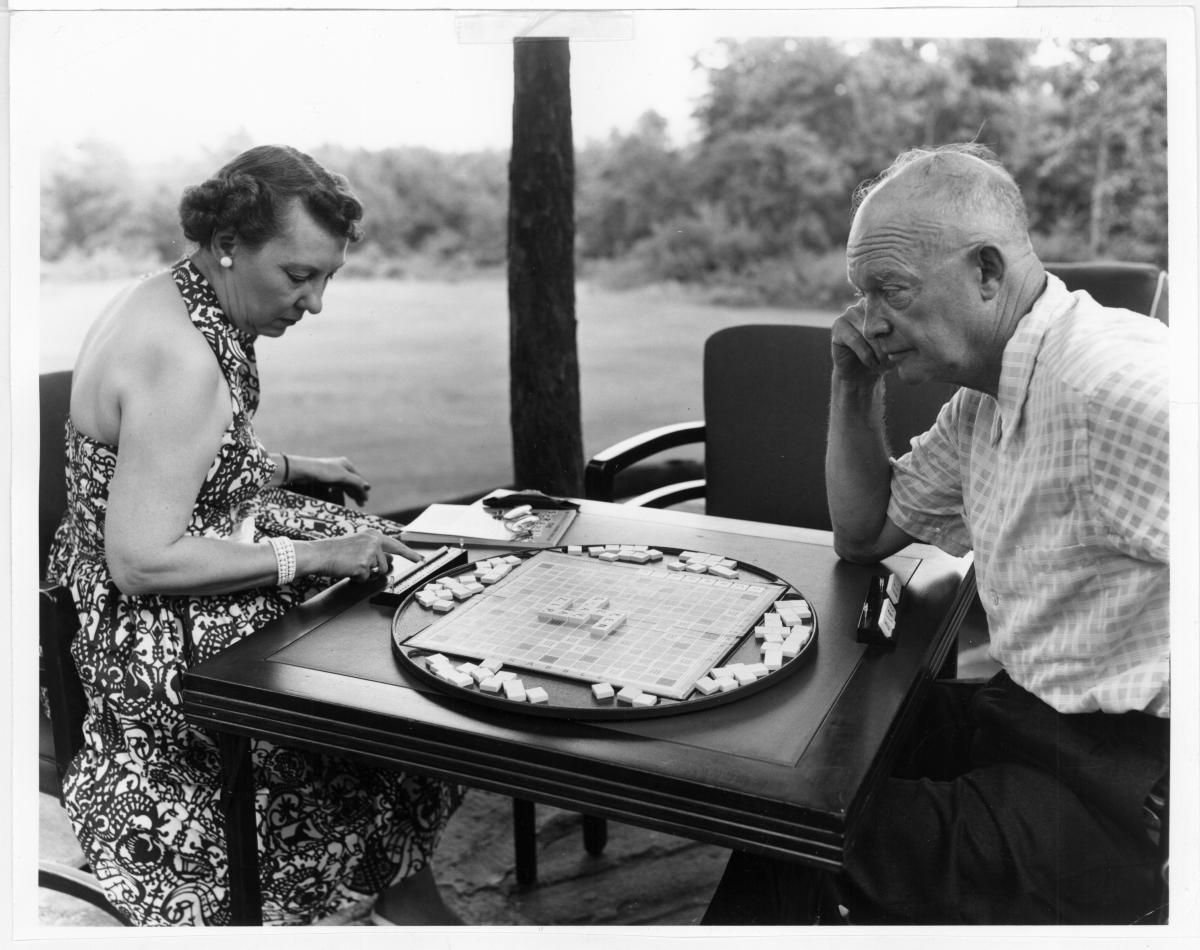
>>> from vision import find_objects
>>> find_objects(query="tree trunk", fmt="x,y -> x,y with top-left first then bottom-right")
507,37 -> 583,496
1089,134 -> 1110,257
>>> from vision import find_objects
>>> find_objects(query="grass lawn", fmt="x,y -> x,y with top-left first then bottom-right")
39,275 -> 838,515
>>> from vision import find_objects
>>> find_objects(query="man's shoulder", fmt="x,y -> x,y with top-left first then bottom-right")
1037,300 -> 1167,399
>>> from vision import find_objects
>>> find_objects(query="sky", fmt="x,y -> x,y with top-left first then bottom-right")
13,8 -> 727,162
10,4 -> 1186,165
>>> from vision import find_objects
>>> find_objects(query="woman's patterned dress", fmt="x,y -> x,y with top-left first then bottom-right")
47,259 -> 462,925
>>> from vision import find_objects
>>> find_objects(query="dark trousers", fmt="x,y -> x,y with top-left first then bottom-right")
703,672 -> 1169,925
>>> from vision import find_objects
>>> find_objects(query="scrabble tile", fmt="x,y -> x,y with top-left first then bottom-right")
415,591 -> 439,608
684,562 -> 708,574
470,667 -> 492,684
746,662 -> 769,678
763,645 -> 784,670
567,545 -> 584,556
479,676 -> 504,693
591,613 -> 626,637
878,598 -> 897,638
431,599 -> 456,613
591,682 -> 615,700
734,668 -> 758,685
447,670 -> 474,688
647,549 -> 664,561
588,546 -> 606,557
761,612 -> 783,626
709,565 -> 739,580
503,680 -> 526,701
598,552 -> 621,562
781,633 -> 806,658
693,676 -> 721,696
632,693 -> 658,707
580,596 -> 610,612
761,628 -> 783,644
667,560 -> 686,572
715,677 -> 739,692
526,687 -> 550,704
616,686 -> 642,704
479,657 -> 504,673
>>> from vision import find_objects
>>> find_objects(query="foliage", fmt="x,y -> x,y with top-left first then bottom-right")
41,37 -> 1167,304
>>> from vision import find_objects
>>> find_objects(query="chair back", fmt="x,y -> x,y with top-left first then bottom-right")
702,261 -> 1166,531
702,324 -> 953,530
40,370 -> 74,582
1046,261 -> 1168,324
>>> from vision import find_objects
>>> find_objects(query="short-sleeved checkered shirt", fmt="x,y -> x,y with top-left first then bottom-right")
888,274 -> 1169,716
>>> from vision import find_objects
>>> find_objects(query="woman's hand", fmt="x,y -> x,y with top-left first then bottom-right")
299,529 -> 421,582
284,454 -> 372,506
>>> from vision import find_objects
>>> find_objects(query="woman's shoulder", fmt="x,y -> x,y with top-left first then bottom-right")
78,270 -> 222,392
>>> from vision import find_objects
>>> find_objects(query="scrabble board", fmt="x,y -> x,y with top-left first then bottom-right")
392,545 -> 818,719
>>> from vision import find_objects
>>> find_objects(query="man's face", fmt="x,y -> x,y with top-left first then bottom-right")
845,190 -> 994,390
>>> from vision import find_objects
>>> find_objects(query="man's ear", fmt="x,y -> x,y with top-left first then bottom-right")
976,245 -> 1005,301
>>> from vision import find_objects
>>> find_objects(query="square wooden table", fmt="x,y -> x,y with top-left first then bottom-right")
181,499 -> 973,925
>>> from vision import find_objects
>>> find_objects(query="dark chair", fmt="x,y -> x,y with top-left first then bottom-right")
38,371 -> 129,924
585,262 -> 1168,510
583,260 -> 1170,919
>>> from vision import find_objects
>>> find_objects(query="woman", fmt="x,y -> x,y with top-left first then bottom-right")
48,145 -> 463,926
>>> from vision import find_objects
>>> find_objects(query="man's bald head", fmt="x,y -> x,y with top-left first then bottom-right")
851,144 -> 1033,256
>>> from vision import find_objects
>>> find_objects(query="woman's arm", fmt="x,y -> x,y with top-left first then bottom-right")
269,452 -> 373,506
103,324 -> 408,595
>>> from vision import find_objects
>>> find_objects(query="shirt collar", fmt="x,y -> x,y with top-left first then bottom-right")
990,273 -> 1073,446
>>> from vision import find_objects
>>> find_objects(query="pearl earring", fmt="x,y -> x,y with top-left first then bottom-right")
219,255 -> 233,268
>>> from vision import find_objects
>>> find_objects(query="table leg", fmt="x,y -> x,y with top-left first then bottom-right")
582,814 -> 608,855
512,798 -> 538,886
218,732 -> 263,925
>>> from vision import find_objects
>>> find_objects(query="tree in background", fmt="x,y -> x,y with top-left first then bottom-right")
41,36 -> 1167,299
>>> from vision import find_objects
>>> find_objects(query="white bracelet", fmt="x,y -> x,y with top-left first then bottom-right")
267,536 -> 297,586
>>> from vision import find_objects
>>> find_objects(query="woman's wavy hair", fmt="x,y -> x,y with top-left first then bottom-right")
179,145 -> 364,249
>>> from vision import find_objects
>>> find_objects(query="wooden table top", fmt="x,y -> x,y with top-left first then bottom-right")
182,500 -> 973,869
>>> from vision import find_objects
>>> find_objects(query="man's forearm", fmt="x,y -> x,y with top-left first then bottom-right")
826,374 -> 895,559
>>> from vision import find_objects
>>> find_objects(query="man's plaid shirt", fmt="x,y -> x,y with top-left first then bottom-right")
888,275 -> 1169,716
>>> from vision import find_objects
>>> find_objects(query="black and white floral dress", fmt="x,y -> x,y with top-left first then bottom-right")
47,258 -> 462,926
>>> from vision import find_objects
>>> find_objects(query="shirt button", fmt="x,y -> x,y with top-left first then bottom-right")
991,592 -> 1001,607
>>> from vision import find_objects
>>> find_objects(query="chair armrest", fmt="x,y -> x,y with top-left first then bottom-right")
623,479 -> 707,509
585,421 -> 705,502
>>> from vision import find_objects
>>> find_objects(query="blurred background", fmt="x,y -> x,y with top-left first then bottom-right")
17,8 -> 1173,515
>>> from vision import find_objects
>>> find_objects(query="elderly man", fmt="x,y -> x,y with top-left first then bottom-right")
703,144 -> 1169,925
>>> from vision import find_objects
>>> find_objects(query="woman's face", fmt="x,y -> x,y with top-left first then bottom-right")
220,201 -> 348,338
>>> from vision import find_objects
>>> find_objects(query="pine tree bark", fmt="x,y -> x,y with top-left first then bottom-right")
507,37 -> 583,497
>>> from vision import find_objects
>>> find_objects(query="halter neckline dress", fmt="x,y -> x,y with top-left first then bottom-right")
48,258 -> 461,926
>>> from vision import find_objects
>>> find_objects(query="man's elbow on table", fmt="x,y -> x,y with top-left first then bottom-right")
832,517 -> 914,565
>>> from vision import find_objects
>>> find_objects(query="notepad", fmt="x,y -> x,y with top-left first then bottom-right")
399,502 -> 576,549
